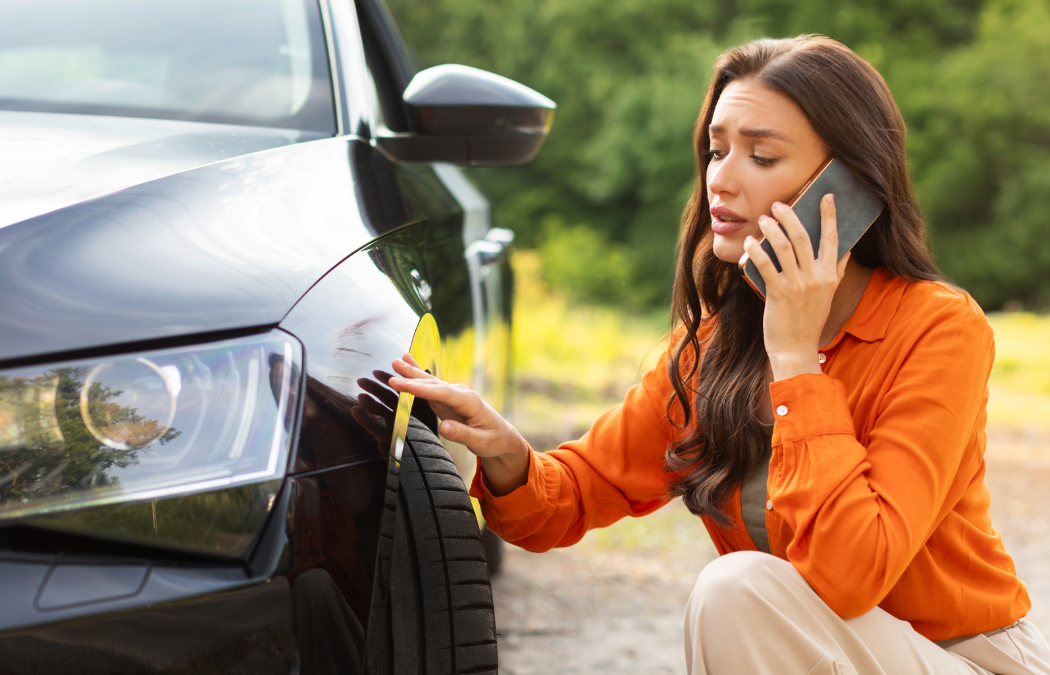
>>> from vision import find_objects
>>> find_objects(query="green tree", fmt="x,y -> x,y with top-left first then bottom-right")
908,0 -> 1050,307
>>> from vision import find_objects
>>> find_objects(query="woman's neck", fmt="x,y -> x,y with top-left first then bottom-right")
820,259 -> 874,348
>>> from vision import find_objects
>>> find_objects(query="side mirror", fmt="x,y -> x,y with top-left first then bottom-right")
375,64 -> 555,166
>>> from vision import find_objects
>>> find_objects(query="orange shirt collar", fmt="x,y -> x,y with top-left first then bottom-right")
823,267 -> 909,349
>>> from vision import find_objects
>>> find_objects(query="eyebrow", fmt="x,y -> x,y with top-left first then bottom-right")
708,124 -> 791,142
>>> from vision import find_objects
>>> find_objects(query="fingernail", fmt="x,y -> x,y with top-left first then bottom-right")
440,421 -> 454,436
825,194 -> 834,205
772,201 -> 785,210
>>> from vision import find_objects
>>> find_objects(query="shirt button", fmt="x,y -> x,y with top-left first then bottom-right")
818,352 -> 827,364
766,499 -> 773,510
776,405 -> 788,416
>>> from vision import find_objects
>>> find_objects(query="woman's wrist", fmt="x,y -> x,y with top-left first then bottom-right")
480,433 -> 531,497
768,352 -> 823,381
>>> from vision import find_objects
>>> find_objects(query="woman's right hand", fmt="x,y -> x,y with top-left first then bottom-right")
387,353 -> 530,496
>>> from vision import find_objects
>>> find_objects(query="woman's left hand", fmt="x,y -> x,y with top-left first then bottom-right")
742,194 -> 850,381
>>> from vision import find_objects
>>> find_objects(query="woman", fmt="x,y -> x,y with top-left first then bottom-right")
387,36 -> 1050,674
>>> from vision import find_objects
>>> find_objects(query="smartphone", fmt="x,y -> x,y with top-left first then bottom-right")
738,157 -> 885,300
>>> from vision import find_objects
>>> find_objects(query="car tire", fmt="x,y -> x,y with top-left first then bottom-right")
385,419 -> 498,675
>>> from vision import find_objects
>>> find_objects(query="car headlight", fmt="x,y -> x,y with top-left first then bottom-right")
0,330 -> 301,522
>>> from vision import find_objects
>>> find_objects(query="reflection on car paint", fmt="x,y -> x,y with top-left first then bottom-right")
29,480 -> 282,559
0,137 -> 376,363
0,111 -> 315,230
285,462 -> 386,674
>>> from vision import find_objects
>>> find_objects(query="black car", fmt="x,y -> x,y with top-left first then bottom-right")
0,0 -> 554,672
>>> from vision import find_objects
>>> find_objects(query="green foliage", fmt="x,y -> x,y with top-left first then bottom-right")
540,218 -> 634,304
909,0 -> 1050,307
509,251 -> 669,446
986,311 -> 1050,425
388,0 -> 1050,309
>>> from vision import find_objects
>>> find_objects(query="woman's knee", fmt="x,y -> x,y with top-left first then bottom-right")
685,552 -> 799,663
689,551 -> 797,613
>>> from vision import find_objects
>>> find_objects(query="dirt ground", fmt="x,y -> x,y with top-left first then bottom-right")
489,426 -> 1050,674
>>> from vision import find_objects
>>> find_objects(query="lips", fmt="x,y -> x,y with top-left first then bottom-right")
710,205 -> 747,235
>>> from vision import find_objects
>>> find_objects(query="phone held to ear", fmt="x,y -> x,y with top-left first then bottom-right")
738,157 -> 885,301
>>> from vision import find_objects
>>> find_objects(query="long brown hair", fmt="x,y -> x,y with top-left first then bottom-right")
666,36 -> 942,526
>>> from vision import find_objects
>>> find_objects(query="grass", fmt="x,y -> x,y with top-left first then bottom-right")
510,250 -> 670,448
986,312 -> 1050,429
512,250 -> 669,392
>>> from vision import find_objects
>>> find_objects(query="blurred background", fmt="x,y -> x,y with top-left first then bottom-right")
386,0 -> 1050,673
389,0 -> 1050,311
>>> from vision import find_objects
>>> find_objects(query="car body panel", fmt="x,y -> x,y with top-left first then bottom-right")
0,111 -> 323,230
0,550 -> 298,673
0,548 -> 255,636
0,460 -> 386,674
0,137 -> 392,365
279,231 -> 430,476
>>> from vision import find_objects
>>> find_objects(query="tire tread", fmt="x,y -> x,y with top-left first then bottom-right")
387,419 -> 498,675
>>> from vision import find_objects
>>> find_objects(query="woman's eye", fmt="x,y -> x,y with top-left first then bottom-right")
750,154 -> 778,166
703,149 -> 726,160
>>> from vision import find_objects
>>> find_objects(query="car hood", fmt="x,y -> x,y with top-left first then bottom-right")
0,132 -> 385,364
0,111 -> 318,230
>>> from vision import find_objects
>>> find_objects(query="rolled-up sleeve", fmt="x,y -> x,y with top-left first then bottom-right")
767,294 -> 995,618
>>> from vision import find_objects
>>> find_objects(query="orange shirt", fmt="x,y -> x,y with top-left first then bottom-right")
470,267 -> 1031,641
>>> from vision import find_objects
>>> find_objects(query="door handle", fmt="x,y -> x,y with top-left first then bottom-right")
465,228 -> 514,265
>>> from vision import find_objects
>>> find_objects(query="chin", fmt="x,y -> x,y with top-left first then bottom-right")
711,234 -> 745,264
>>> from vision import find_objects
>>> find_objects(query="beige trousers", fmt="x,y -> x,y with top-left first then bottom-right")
685,552 -> 1050,675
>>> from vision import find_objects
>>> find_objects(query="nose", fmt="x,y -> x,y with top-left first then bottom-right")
706,153 -> 738,198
